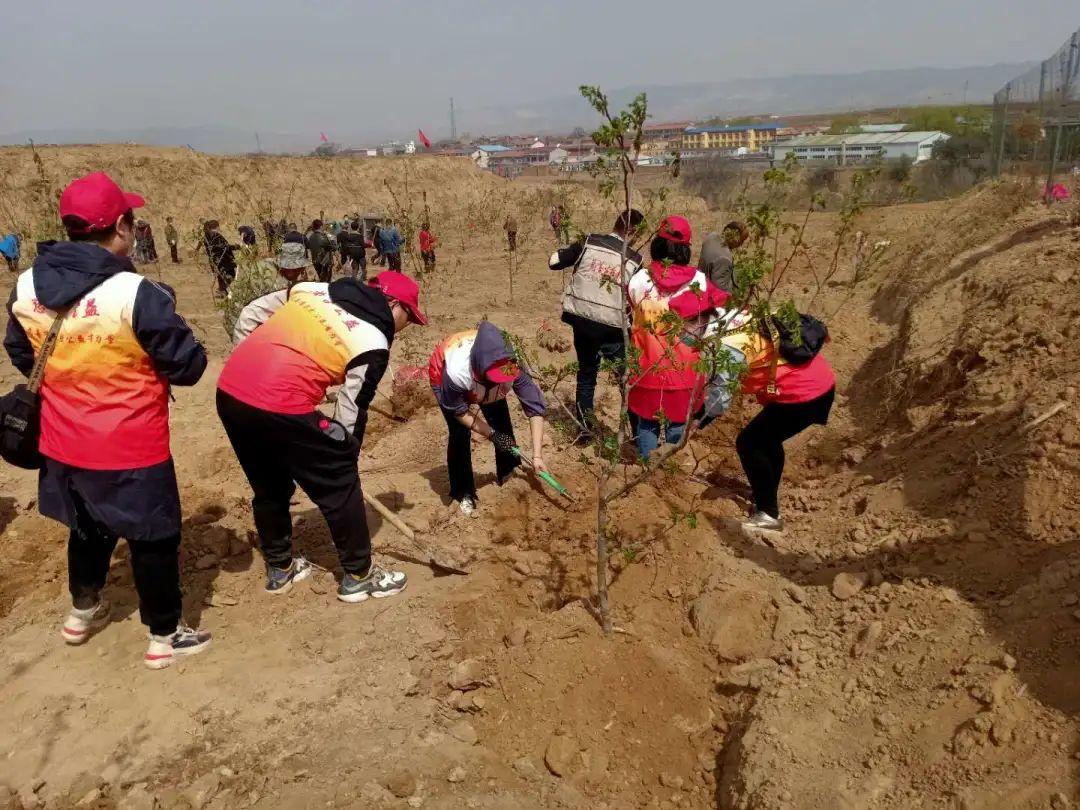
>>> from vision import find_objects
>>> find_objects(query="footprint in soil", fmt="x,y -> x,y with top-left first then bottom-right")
187,503 -> 227,526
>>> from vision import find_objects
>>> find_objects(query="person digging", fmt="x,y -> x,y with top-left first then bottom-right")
428,321 -> 548,517
216,270 -> 428,601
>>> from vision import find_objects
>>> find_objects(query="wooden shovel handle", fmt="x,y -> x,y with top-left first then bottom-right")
362,490 -> 416,541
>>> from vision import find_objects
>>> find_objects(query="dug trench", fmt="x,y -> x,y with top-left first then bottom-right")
0,151 -> 1079,809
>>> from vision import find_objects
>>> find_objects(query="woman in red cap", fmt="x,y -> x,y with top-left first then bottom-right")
4,171 -> 211,669
428,321 -> 548,516
626,215 -> 729,459
216,271 -> 427,602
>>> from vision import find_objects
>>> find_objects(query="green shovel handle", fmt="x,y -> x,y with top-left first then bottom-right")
512,447 -> 572,499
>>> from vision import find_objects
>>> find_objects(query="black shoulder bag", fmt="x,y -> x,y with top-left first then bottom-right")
0,309 -> 68,469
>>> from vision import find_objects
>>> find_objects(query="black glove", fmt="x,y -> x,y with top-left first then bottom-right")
489,431 -> 515,455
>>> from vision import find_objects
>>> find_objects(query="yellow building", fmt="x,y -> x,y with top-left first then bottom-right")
681,124 -> 783,153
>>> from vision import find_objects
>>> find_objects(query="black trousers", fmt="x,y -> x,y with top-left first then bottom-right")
344,250 -> 367,280
386,252 -> 402,271
216,390 -> 372,575
735,387 -> 835,518
169,243 -> 179,263
67,492 -> 182,636
314,258 -> 333,283
569,316 -> 624,425
441,401 -> 519,501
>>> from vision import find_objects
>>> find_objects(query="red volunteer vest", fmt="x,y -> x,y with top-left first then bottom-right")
11,269 -> 171,470
218,282 -> 389,413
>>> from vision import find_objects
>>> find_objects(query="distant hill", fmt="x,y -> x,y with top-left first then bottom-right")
465,63 -> 1032,134
0,126 -> 311,156
0,63 -> 1032,154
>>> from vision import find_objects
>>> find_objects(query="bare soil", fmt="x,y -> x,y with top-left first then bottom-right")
1,146 -> 1080,809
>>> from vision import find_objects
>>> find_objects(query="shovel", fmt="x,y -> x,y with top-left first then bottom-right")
362,490 -> 469,575
511,447 -> 574,500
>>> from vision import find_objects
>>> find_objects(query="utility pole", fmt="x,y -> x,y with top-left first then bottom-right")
450,97 -> 457,142
255,132 -> 262,154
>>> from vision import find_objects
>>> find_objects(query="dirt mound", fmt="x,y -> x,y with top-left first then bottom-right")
713,175 -> 1080,808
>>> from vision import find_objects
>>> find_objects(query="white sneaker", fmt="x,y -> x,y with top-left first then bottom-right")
337,566 -> 408,603
61,600 -> 111,645
459,496 -> 477,518
145,624 -> 212,670
264,555 -> 313,595
742,511 -> 784,533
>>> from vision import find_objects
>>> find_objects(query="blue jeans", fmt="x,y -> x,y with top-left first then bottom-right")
697,345 -> 746,430
634,418 -> 687,460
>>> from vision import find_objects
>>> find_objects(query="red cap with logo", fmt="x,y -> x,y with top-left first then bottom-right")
485,358 -> 520,384
657,215 -> 692,245
58,172 -> 145,234
368,271 -> 428,325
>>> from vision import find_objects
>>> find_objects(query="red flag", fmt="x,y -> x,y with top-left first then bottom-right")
320,131 -> 329,143
418,129 -> 431,149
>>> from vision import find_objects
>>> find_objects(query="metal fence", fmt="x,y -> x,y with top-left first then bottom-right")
991,27 -> 1080,192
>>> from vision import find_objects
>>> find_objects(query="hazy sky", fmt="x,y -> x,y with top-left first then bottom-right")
0,0 -> 1075,143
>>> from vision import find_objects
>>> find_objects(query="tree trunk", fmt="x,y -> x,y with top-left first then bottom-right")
596,483 -> 612,635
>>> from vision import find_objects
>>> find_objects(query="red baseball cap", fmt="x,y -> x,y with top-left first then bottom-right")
59,171 -> 145,233
657,215 -> 692,245
485,358 -> 520,384
368,271 -> 428,325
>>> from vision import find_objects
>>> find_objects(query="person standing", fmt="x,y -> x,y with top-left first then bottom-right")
732,321 -> 835,532
377,220 -> 403,271
216,272 -> 428,601
549,205 -> 562,243
418,222 -> 437,275
134,219 -> 157,264
370,222 -> 384,267
504,214 -> 518,252
548,209 -> 644,438
698,221 -> 749,295
0,232 -> 20,272
428,321 -> 548,517
306,219 -> 335,282
203,220 -> 238,293
164,217 -> 180,263
626,216 -> 728,459
337,220 -> 368,280
2,171 -> 210,669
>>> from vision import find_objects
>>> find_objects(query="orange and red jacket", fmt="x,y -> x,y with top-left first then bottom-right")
5,241 -> 206,470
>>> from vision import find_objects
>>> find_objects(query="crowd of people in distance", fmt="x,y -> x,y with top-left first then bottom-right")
197,216 -> 417,293
2,170 -> 834,672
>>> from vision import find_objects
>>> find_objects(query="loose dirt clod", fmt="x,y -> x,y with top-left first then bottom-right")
544,732 -> 579,777
384,771 -> 417,798
832,572 -> 869,600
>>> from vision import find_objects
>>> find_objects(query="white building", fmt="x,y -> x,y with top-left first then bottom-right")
470,144 -> 511,169
858,123 -> 908,133
769,131 -> 950,165
380,141 -> 417,156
